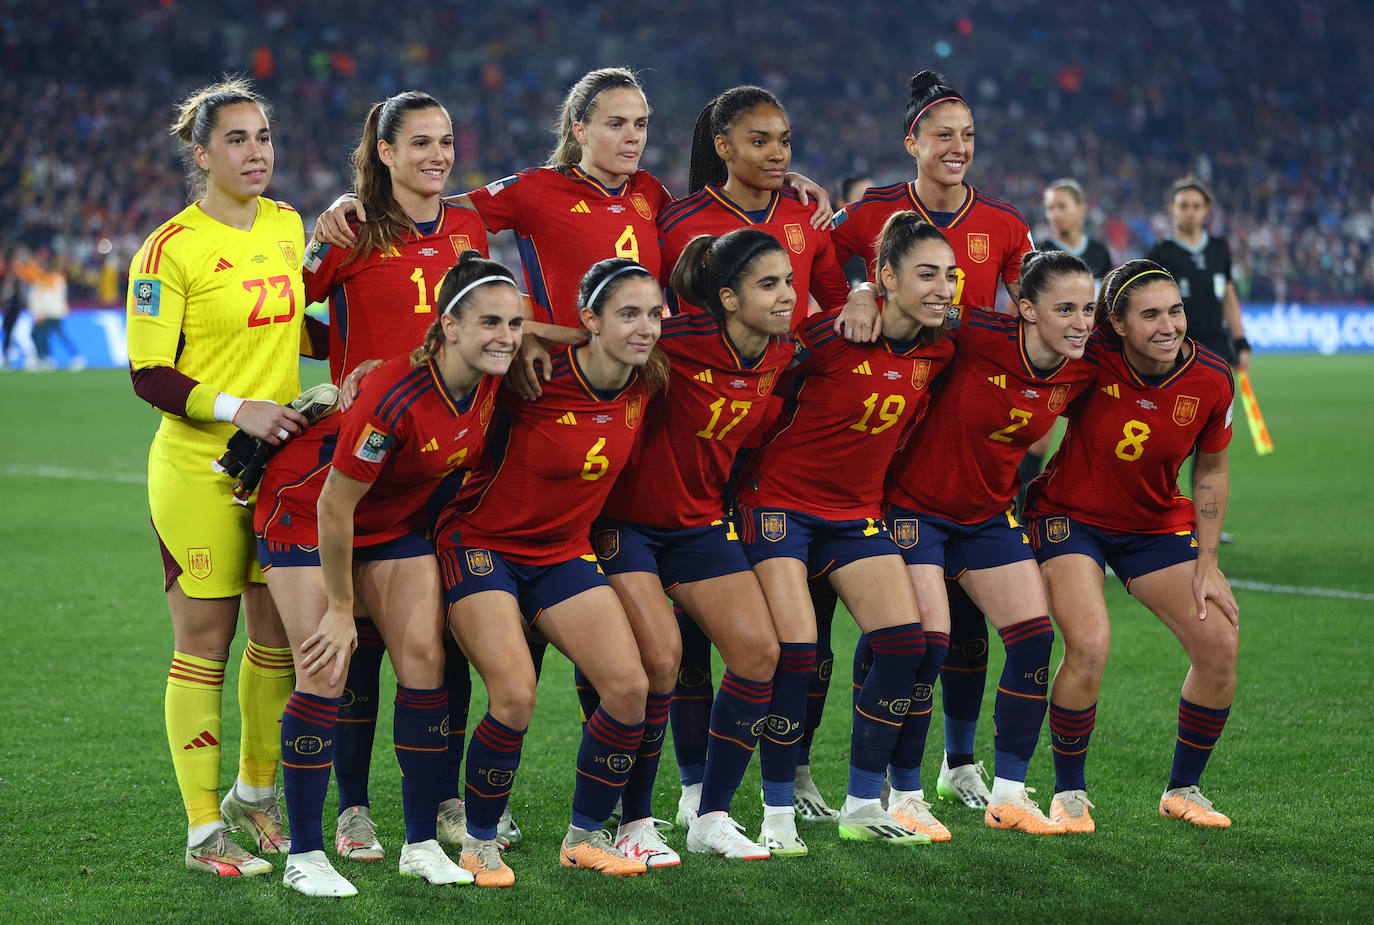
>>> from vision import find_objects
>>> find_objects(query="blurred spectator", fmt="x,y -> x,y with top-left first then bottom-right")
26,249 -> 83,370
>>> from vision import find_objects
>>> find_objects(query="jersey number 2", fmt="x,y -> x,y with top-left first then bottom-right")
988,408 -> 1033,443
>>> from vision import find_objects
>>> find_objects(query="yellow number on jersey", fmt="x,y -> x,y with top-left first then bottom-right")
696,397 -> 752,440
615,225 -> 640,262
579,437 -> 611,481
988,408 -> 1033,443
444,447 -> 469,474
953,268 -> 967,307
849,393 -> 907,435
862,517 -> 881,537
1114,420 -> 1152,461
410,267 -> 437,314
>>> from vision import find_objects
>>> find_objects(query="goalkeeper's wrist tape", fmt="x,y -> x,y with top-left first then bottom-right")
213,392 -> 248,424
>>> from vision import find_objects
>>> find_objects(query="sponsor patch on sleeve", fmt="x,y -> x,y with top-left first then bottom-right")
1225,404 -> 1234,428
485,174 -> 519,196
303,239 -> 329,273
133,279 -> 160,317
353,423 -> 394,463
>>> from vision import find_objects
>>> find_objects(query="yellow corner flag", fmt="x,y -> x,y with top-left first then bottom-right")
1236,371 -> 1274,455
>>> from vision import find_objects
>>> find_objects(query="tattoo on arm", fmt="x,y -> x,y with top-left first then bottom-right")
1200,501 -> 1219,519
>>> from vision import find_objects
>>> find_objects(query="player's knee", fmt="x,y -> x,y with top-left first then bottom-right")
1194,631 -> 1238,686
642,638 -> 682,692
487,677 -> 538,728
728,631 -> 779,682
1063,626 -> 1111,679
598,666 -> 649,725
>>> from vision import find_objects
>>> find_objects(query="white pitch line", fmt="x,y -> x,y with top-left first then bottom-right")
1229,578 -> 1374,602
0,464 -> 147,484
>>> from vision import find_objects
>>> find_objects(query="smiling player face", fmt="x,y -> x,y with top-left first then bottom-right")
576,88 -> 650,185
443,283 -> 524,379
380,106 -> 454,206
905,100 -> 974,191
1020,271 -> 1096,363
881,238 -> 958,333
716,104 -> 792,193
585,277 -> 663,370
725,250 -> 796,340
196,102 -> 273,204
1112,279 -> 1188,373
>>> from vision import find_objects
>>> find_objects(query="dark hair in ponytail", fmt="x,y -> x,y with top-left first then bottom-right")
1018,249 -> 1091,305
353,91 -> 449,259
578,258 -> 668,394
410,250 -> 518,365
687,86 -> 788,194
875,211 -> 952,345
903,69 -> 968,139
669,228 -> 786,327
1095,258 -> 1176,331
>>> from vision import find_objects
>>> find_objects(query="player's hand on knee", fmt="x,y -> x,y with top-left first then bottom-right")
300,607 -> 358,687
1193,563 -> 1239,627
234,400 -> 310,446
311,194 -> 364,248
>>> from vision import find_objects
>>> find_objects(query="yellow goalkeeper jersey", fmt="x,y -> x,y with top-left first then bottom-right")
127,197 -> 305,443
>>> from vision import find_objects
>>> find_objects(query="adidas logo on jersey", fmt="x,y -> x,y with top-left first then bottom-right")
419,437 -> 440,453
569,200 -> 592,214
851,361 -> 872,375
694,369 -> 714,383
557,412 -> 578,425
1102,383 -> 1121,398
988,374 -> 1007,388
213,257 -> 233,272
183,729 -> 220,750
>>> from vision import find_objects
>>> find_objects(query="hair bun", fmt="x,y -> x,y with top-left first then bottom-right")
909,70 -> 944,94
456,249 -> 483,265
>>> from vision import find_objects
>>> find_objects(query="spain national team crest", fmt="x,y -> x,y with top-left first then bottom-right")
911,359 -> 931,391
1048,384 -> 1069,413
1046,516 -> 1071,543
625,394 -> 643,429
784,223 -> 806,255
1173,395 -> 1200,426
892,519 -> 918,549
449,234 -> 473,258
594,529 -> 620,561
479,395 -> 495,427
966,233 -> 990,264
630,192 -> 652,220
761,512 -> 787,542
278,241 -> 299,270
187,547 -> 213,580
757,368 -> 778,396
465,549 -> 494,576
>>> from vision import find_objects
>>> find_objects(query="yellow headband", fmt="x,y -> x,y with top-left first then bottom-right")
1109,268 -> 1173,315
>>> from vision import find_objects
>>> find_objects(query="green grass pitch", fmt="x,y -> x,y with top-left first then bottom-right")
1,355 -> 1371,923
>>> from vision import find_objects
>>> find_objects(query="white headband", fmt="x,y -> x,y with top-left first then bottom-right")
585,264 -> 647,313
443,275 -> 517,315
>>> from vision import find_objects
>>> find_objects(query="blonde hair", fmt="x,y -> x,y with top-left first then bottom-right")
168,76 -> 268,199
546,67 -> 646,169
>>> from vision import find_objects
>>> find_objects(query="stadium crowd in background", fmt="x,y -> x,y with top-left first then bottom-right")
2,0 -> 1371,307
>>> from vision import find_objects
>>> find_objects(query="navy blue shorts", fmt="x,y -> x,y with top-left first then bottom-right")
1028,515 -> 1199,588
883,504 -> 1033,577
438,546 -> 608,622
257,532 -> 433,569
592,518 -> 752,589
737,503 -> 900,579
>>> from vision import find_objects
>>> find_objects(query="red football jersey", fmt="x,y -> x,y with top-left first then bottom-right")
657,185 -> 850,326
831,181 -> 1031,310
1026,333 -> 1234,533
302,204 -> 489,384
739,310 -> 955,520
437,345 -> 649,564
886,307 -> 1095,524
601,312 -> 793,530
465,166 -> 672,326
256,356 -> 499,546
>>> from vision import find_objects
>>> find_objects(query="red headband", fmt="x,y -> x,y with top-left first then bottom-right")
907,96 -> 963,139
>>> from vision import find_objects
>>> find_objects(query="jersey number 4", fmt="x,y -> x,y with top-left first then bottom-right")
244,276 -> 296,327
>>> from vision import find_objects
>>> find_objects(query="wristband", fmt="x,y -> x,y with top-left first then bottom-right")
213,392 -> 248,424
850,281 -> 878,295
1233,336 -> 1251,353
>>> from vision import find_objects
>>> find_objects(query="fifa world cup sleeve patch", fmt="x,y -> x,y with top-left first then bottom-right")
353,423 -> 395,463
133,279 -> 160,316
303,239 -> 329,273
